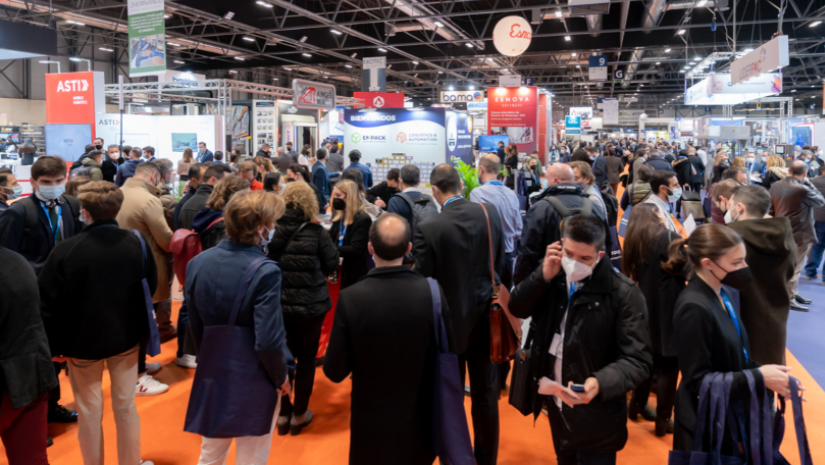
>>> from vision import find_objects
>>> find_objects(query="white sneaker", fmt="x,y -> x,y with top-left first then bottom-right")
135,374 -> 169,397
140,461 -> 155,465
175,354 -> 197,369
145,362 -> 162,374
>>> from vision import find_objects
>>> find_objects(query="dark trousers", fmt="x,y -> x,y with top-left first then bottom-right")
280,314 -> 326,417
459,320 -> 500,465
176,301 -> 196,358
48,362 -> 62,411
630,354 -> 679,421
547,406 -> 617,465
498,250 -> 517,390
0,393 -> 49,465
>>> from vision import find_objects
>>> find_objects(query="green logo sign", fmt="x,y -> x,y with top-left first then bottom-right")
351,132 -> 361,144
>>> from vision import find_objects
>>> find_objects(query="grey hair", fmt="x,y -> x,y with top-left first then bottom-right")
154,158 -> 173,176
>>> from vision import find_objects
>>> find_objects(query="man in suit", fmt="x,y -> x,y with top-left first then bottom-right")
644,149 -> 673,172
414,164 -> 505,465
326,146 -> 345,182
173,163 -> 206,229
197,142 -> 213,163
0,156 -> 81,430
325,213 -> 442,465
141,146 -> 157,163
343,150 -> 374,189
496,141 -> 506,165
311,148 -> 331,203
588,146 -> 607,184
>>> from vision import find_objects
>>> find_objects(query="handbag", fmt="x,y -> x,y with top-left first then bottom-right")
132,230 -> 161,357
681,185 -> 706,221
426,277 -> 475,465
681,185 -> 702,202
184,256 -> 282,438
508,324 -> 534,416
479,203 -> 520,364
772,375 -> 813,465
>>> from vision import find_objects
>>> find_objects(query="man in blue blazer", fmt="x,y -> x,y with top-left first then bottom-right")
197,142 -> 214,163
311,148 -> 331,210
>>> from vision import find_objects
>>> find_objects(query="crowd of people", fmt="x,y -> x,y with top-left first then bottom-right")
0,133 -> 818,465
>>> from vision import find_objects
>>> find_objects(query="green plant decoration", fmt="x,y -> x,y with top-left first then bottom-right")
453,159 -> 479,199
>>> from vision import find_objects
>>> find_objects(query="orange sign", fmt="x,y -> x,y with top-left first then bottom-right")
45,71 -> 106,137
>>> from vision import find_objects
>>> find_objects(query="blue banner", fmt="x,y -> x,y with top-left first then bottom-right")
479,135 -> 509,152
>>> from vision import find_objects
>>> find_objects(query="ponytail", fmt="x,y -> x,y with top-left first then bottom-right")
662,224 -> 743,277
662,237 -> 691,276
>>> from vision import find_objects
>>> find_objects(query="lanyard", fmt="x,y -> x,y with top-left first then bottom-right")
443,195 -> 462,206
338,224 -> 347,246
486,181 -> 503,186
720,290 -> 749,364
40,202 -> 61,243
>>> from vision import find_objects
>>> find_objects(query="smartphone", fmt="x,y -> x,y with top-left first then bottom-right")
570,384 -> 586,393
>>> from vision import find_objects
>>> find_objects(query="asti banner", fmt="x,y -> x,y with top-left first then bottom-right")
128,0 -> 166,77
45,71 -> 107,137
487,86 -> 538,155
353,92 -> 405,109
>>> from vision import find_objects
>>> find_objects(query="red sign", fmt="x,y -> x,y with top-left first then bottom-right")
538,93 -> 547,164
487,86 -> 538,155
45,71 -> 105,138
353,92 -> 405,109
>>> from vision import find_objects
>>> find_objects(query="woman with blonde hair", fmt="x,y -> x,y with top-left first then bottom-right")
191,175 -> 251,251
329,179 -> 372,289
267,182 -> 339,436
762,154 -> 790,190
254,156 -> 276,182
177,148 -> 195,199
184,190 -> 290,464
710,152 -> 730,184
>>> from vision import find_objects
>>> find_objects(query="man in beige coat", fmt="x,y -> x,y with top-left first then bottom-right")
116,162 -> 173,396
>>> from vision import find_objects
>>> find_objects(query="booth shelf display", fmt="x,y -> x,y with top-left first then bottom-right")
372,153 -> 437,188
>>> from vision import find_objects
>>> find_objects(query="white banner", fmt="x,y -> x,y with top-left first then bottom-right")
603,99 -> 619,125
730,35 -> 789,85
499,75 -> 521,87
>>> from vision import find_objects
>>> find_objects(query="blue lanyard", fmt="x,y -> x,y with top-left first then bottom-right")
443,195 -> 462,206
486,181 -> 503,186
40,202 -> 61,243
720,290 -> 749,364
338,224 -> 347,246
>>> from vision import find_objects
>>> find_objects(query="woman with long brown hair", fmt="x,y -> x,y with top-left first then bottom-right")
177,148 -> 195,199
622,203 -> 685,436
665,224 -> 800,452
329,179 -> 372,289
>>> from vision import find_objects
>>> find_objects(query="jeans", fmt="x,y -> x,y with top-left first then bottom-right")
279,314 -> 326,417
804,222 -> 825,280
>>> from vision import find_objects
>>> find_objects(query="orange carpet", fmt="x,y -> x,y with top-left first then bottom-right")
3,303 -> 824,464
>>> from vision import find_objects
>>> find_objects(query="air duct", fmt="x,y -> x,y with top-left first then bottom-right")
624,0 -> 667,82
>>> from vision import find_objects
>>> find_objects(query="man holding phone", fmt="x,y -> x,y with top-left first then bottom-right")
509,215 -> 652,465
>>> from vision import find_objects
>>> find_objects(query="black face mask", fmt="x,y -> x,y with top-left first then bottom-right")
711,262 -> 753,290
94,144 -> 103,150
332,198 -> 346,211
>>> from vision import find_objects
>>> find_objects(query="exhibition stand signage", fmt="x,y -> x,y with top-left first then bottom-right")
603,98 -> 619,126
565,116 -> 582,135
478,135 -> 509,152
362,57 -> 387,92
353,92 -> 405,108
569,107 -> 594,119
499,75 -> 522,87
439,90 -> 485,103
293,79 -> 336,110
730,35 -> 789,85
492,16 -> 532,56
685,72 -> 782,106
128,0 -> 166,77
588,56 -> 608,81
45,71 -> 106,140
487,86 -> 539,154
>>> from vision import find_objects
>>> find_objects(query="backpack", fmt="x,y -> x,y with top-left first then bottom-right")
170,217 -> 224,284
19,195 -> 80,253
542,195 -> 592,232
394,192 -> 439,262
70,165 -> 92,178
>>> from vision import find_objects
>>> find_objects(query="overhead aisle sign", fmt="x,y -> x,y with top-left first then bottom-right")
730,35 -> 789,85
362,57 -> 387,92
565,115 -> 581,135
128,0 -> 166,77
589,55 -> 608,81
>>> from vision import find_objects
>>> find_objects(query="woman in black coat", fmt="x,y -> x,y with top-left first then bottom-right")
664,224 -> 798,452
268,182 -> 339,436
329,179 -> 373,289
622,203 -> 686,436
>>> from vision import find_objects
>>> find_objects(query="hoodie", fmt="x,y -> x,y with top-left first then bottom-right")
115,158 -> 143,187
726,217 -> 797,365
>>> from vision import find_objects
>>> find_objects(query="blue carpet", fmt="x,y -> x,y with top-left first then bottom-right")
787,265 -> 825,388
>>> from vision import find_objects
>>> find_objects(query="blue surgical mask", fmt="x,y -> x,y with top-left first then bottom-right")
3,185 -> 22,199
667,187 -> 682,203
589,155 -> 597,161
259,226 -> 275,250
38,184 -> 65,200
198,148 -> 204,154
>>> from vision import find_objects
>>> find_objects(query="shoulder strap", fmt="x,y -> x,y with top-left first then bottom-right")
131,230 -> 149,274
281,221 -> 311,254
205,217 -> 224,231
478,203 -> 499,297
426,277 -> 449,354
581,197 -> 592,216
228,256 -> 273,326
395,192 -> 417,212
544,196 -> 572,218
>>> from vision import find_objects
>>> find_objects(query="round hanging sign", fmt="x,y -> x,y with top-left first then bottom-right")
492,16 -> 533,57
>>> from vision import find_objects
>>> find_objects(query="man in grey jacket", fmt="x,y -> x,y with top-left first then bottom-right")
326,147 -> 345,182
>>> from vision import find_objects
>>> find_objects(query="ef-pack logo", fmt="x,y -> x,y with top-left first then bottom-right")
56,79 -> 89,92
351,133 -> 361,144
396,132 -> 407,143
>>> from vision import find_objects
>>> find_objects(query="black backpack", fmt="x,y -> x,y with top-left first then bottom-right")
542,196 -> 592,232
19,195 -> 80,253
394,192 -> 439,262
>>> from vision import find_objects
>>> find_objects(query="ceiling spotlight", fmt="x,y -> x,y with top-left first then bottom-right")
469,85 -> 475,90
168,42 -> 181,46
697,0 -> 708,6
683,66 -> 690,69
448,85 -> 455,91
66,20 -> 86,26
656,61 -> 661,65
224,11 -> 235,20
164,14 -> 170,19
99,47 -> 113,52
283,66 -> 293,70
564,36 -> 571,41
378,47 -> 388,52
69,57 -> 83,62
811,21 -> 822,28
272,77 -> 279,81
323,75 -> 329,79
412,60 -> 419,65
665,48 -> 671,53
256,1 -> 273,7
302,53 -> 312,57
555,10 -> 563,18
331,29 -> 342,35
234,57 -> 245,61
677,29 -> 686,35
228,70 -> 238,75
466,43 -> 474,48
351,53 -> 358,58
572,52 -> 577,57
243,36 -> 255,42
791,89 -> 797,92
438,70 -> 443,74
680,70 -> 685,73
689,62 -> 696,65
576,65 -> 580,68
743,48 -> 754,52
173,60 -> 185,64
434,21 -> 444,27
344,64 -> 353,68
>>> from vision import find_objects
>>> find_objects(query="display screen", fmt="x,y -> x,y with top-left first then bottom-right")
171,133 -> 198,152
478,135 -> 509,153
775,144 -> 785,155
45,124 -> 92,162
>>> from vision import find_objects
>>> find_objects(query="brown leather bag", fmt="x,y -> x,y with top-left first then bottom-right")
479,203 -> 520,364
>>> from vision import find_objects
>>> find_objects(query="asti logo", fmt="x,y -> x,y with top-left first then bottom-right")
56,79 -> 89,92
98,119 -> 119,126
396,132 -> 407,143
351,133 -> 361,144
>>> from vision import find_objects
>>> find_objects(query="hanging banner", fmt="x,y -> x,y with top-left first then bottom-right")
293,79 -> 336,110
499,75 -> 522,87
730,35 -> 789,86
569,107 -> 593,119
439,90 -> 485,103
588,55 -> 608,81
603,98 -> 619,125
128,0 -> 166,77
353,92 -> 405,108
492,16 -> 532,57
362,57 -> 387,92
487,86 -> 538,154
565,115 -> 581,135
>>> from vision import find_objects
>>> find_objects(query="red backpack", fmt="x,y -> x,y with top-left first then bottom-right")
170,218 -> 223,284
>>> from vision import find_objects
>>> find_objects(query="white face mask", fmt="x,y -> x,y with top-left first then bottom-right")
561,255 -> 598,283
724,204 -> 741,224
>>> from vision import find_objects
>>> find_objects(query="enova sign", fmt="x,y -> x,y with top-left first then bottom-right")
439,90 -> 485,103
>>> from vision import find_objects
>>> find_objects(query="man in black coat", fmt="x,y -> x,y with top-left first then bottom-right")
365,168 -> 400,208
496,141 -> 506,165
177,165 -> 228,230
509,215 -> 651,464
0,246 -> 58,462
100,144 -> 124,183
588,146 -> 607,185
644,150 -> 674,172
325,214 -> 442,465
173,163 -> 206,229
515,163 -> 611,285
413,164 -> 505,465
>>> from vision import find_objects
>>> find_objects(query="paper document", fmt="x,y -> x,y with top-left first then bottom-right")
683,214 -> 696,236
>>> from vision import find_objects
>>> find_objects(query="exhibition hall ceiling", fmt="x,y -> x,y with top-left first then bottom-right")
1,0 -> 825,107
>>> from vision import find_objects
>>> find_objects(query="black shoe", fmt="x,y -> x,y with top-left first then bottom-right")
795,294 -> 812,305
290,410 -> 313,436
47,437 -> 53,448
314,356 -> 325,367
48,404 -> 78,423
790,301 -> 810,312
276,415 -> 292,436
655,418 -> 675,437
628,403 -> 657,422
